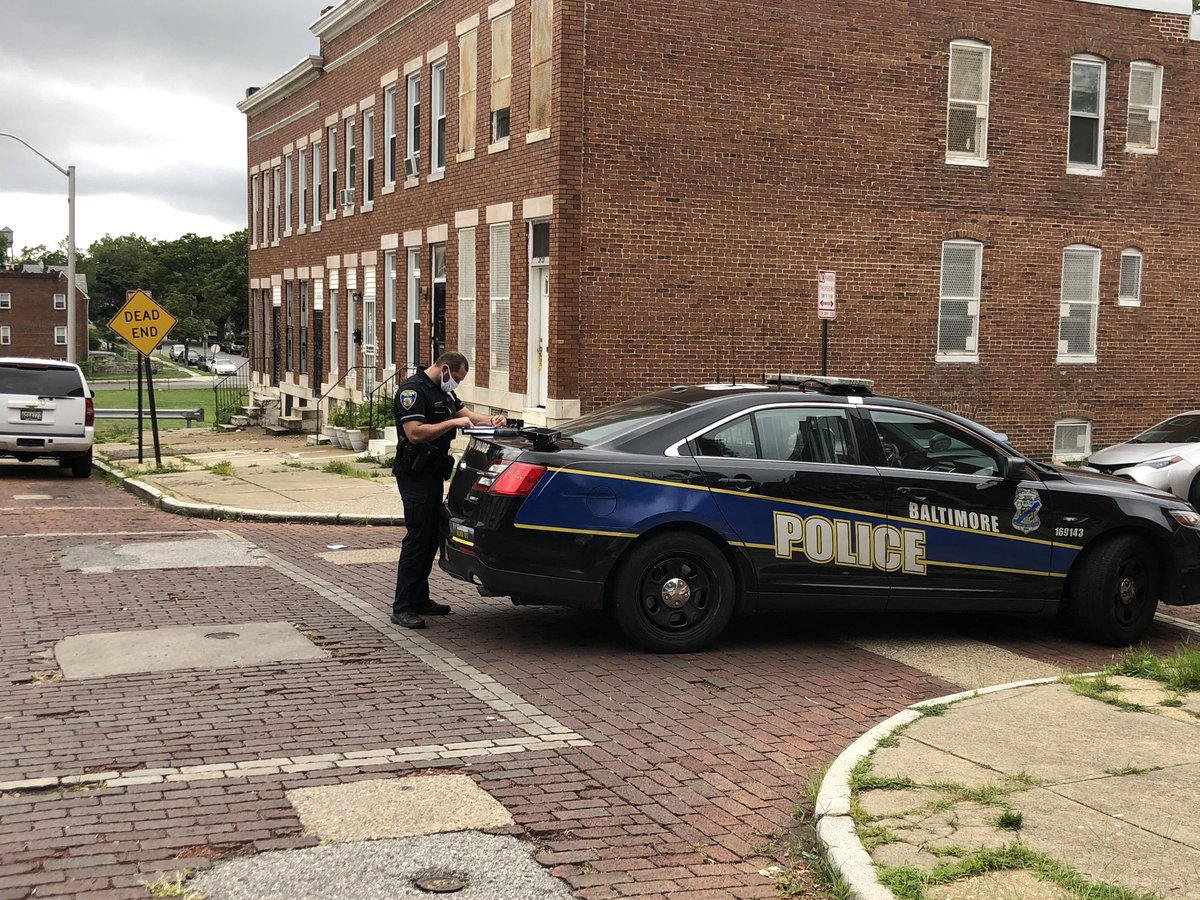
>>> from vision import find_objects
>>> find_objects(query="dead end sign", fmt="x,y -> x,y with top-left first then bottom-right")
108,289 -> 178,357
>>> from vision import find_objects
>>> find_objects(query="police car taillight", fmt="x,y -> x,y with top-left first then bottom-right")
473,460 -> 546,496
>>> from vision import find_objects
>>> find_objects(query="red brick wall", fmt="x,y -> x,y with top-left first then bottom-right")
0,272 -> 89,361
576,0 -> 1199,455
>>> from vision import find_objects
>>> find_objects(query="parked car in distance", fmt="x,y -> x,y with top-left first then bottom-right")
210,358 -> 237,376
186,350 -> 202,366
1083,411 -> 1200,508
0,357 -> 94,477
169,344 -> 186,360
225,341 -> 246,356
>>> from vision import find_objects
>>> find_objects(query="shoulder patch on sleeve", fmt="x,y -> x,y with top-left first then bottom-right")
399,389 -> 418,411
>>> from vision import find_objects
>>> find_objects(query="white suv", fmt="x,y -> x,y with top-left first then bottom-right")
0,357 -> 94,478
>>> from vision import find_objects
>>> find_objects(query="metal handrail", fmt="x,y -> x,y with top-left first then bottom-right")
315,365 -> 363,437
364,366 -> 418,434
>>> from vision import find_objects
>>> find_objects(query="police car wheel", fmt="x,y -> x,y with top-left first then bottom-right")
1188,475 -> 1200,511
610,533 -> 736,653
1066,535 -> 1159,646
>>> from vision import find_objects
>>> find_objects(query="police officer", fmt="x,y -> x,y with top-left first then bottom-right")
391,351 -> 507,629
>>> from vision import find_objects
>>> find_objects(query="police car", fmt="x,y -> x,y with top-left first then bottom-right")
440,376 -> 1200,652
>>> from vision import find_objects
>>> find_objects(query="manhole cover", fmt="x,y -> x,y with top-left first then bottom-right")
205,632 -> 240,640
414,874 -> 467,893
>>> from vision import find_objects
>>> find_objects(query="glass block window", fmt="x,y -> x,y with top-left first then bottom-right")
937,240 -> 982,358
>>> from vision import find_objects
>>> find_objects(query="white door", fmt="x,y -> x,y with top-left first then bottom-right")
406,248 -> 421,372
527,265 -> 550,407
362,296 -> 376,396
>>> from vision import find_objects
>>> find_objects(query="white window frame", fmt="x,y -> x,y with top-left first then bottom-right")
261,172 -> 270,244
363,109 -> 375,205
1118,248 -> 1143,307
327,125 -> 338,214
283,153 -> 293,234
298,148 -> 308,229
311,140 -> 323,228
0,325 -> 9,346
344,116 -> 356,210
329,287 -> 339,374
54,326 -> 67,346
1057,244 -> 1101,364
406,72 -> 421,176
1126,61 -> 1162,154
272,165 -> 281,242
1068,56 -> 1106,174
54,293 -> 67,310
431,58 -> 447,174
946,40 -> 990,165
458,227 -> 476,363
0,294 -> 8,309
384,85 -> 398,186
384,250 -> 397,369
1053,419 -> 1093,463
936,240 -> 982,363
251,173 -> 260,244
490,223 -> 511,382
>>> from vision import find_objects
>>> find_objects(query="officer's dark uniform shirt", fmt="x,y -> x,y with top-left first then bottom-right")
393,369 -> 465,471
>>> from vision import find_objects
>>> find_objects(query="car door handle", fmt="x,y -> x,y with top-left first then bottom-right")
717,475 -> 754,491
897,487 -> 932,502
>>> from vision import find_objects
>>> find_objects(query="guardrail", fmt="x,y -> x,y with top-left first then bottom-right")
94,408 -> 205,427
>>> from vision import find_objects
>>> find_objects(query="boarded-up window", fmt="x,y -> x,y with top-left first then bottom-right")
459,227 -> 476,362
490,224 -> 510,372
459,30 -> 477,155
529,0 -> 552,131
491,12 -> 512,140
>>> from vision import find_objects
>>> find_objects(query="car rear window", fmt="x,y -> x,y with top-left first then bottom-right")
0,362 -> 85,398
559,396 -> 683,445
1132,415 -> 1200,444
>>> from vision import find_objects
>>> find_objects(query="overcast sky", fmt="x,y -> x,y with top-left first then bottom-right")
0,1 -> 326,254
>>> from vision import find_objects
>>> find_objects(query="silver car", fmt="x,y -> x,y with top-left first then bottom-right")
1083,412 -> 1200,508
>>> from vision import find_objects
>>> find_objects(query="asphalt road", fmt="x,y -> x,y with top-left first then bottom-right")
3,466 -> 1199,898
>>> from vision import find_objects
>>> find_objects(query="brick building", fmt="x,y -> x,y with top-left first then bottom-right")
240,0 -> 1200,459
0,269 -> 89,362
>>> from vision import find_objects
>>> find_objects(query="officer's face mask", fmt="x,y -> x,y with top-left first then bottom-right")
440,366 -> 460,394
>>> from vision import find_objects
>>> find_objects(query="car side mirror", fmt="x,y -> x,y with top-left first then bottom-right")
999,456 -> 1028,481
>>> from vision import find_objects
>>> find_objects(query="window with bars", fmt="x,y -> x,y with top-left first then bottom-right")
384,86 -> 398,185
1058,246 -> 1100,361
327,125 -> 338,212
298,148 -> 308,228
937,241 -> 982,359
947,41 -> 990,161
1118,249 -> 1143,305
1127,62 -> 1162,152
491,12 -> 511,142
1068,57 -> 1105,170
490,223 -> 511,372
529,0 -> 553,132
459,228 -> 476,362
432,59 -> 447,172
299,281 -> 309,374
285,280 -> 294,370
459,29 -> 477,156
364,109 -> 375,203
1053,419 -> 1092,463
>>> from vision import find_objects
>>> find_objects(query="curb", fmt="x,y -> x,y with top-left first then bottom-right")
813,675 -> 1069,900
93,457 -> 406,526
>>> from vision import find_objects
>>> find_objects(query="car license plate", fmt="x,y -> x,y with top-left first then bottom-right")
20,409 -> 43,421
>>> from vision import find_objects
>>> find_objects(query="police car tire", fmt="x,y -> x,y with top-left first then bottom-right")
1188,475 -> 1200,512
610,532 -> 736,653
1067,535 -> 1159,646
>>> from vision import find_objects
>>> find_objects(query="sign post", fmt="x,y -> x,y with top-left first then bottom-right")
817,270 -> 837,376
108,290 -> 178,468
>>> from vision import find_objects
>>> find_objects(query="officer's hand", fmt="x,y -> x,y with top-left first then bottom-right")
454,416 -> 473,429
490,414 -> 507,427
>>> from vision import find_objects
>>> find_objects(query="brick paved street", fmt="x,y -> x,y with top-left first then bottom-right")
2,462 -> 1196,899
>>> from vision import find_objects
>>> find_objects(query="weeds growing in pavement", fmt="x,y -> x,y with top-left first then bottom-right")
994,810 -> 1023,831
141,870 -> 205,899
1062,671 -> 1146,711
322,460 -> 373,479
207,461 -> 235,477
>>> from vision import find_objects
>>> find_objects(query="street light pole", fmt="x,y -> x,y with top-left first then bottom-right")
0,132 -> 78,363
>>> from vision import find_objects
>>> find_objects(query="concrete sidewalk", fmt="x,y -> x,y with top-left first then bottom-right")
95,424 -> 1200,899
818,673 -> 1200,899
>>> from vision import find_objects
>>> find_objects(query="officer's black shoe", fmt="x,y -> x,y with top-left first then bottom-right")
391,612 -> 426,629
419,601 -> 451,616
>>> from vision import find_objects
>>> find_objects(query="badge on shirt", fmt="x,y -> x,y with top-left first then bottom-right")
399,389 -> 418,410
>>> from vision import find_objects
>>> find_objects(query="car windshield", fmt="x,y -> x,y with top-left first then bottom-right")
0,362 -> 85,398
558,396 -> 684,445
1131,415 -> 1200,444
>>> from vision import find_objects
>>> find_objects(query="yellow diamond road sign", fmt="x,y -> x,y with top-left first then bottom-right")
109,289 -> 178,358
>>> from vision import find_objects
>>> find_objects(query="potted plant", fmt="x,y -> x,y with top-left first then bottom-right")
328,403 -> 353,448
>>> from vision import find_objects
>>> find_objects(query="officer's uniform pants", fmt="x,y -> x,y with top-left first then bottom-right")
393,471 -> 444,616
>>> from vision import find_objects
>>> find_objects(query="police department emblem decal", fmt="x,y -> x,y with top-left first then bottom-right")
399,389 -> 418,410
1013,487 -> 1042,534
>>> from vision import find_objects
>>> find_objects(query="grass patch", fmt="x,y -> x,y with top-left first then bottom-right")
93,387 -> 216,437
141,870 -> 204,899
994,810 -> 1023,831
208,461 -> 235,477
878,842 -> 1158,900
322,460 -> 373,480
1104,764 -> 1154,777
1062,672 -> 1146,712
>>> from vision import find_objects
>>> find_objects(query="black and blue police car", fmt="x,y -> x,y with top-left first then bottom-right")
441,376 -> 1200,652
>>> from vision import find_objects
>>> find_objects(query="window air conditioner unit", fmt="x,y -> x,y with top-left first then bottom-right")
340,188 -> 356,207
404,155 -> 419,178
